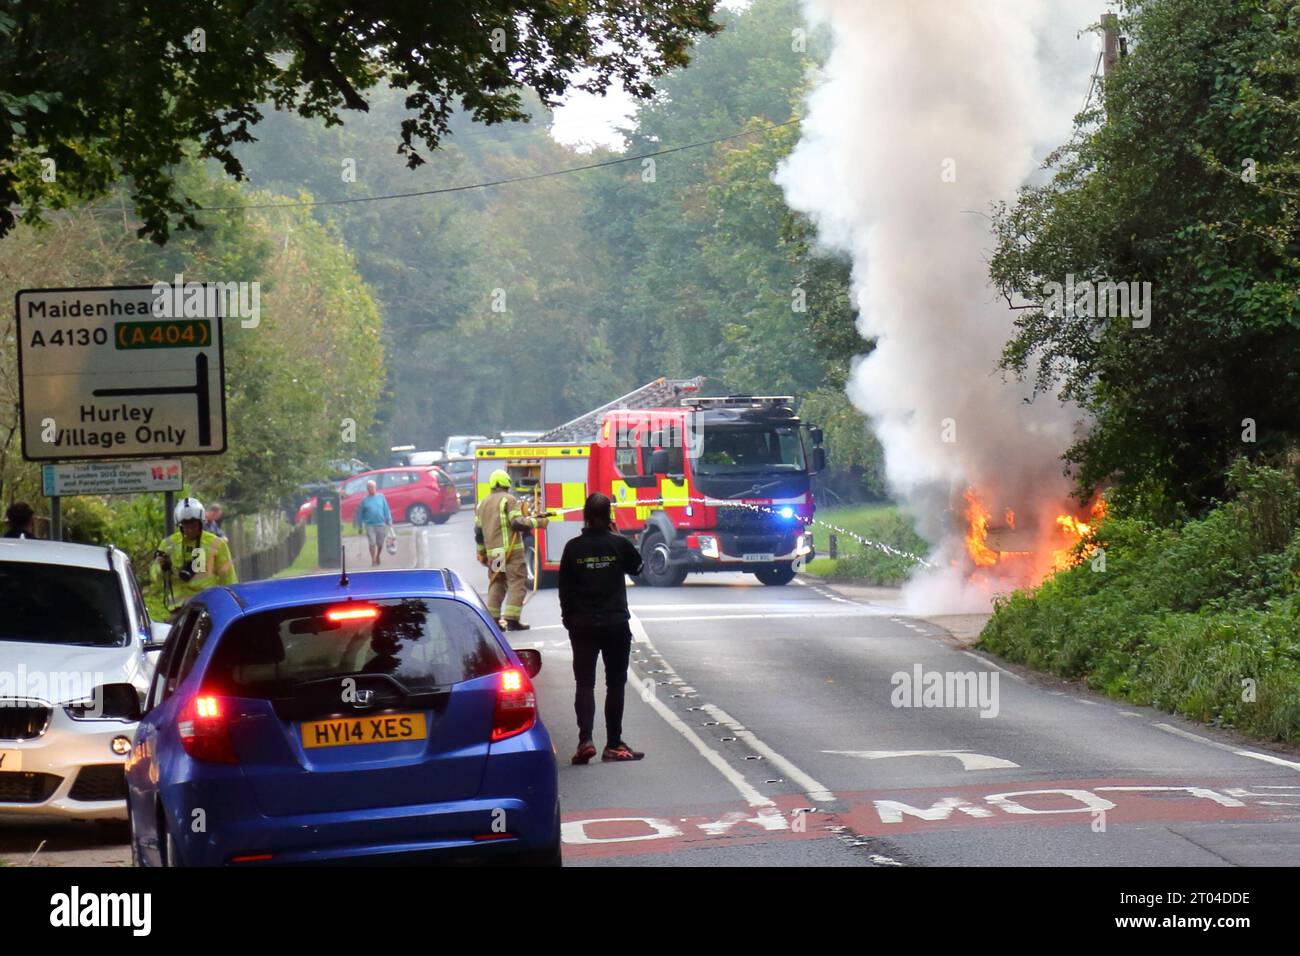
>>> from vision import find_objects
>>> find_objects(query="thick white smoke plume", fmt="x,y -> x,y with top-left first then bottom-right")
777,0 -> 1097,612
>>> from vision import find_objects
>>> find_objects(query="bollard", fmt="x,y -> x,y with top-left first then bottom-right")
316,487 -> 342,568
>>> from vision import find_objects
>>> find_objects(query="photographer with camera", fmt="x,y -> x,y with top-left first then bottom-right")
151,496 -> 237,615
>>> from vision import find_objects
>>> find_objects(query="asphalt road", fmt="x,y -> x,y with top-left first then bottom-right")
5,514 -> 1297,867
418,511 -> 1300,867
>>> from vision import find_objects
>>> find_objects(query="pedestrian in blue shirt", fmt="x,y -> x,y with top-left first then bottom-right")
355,480 -> 393,566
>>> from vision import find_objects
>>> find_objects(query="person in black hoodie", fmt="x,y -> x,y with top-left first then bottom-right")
558,492 -> 645,764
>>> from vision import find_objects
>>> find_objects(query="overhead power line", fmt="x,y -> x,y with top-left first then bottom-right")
195,117 -> 803,214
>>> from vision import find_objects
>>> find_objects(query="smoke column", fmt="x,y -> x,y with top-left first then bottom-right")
777,0 -> 1096,611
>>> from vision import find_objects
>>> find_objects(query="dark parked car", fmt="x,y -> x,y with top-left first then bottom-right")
441,456 -> 476,504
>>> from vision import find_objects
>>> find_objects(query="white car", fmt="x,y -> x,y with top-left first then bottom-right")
0,539 -> 167,820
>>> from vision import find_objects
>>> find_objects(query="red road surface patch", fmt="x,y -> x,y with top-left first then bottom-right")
560,778 -> 1300,860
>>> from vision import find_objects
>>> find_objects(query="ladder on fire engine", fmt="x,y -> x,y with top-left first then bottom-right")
538,376 -> 706,443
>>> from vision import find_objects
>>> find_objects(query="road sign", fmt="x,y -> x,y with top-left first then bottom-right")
41,459 -> 183,497
15,285 -> 227,461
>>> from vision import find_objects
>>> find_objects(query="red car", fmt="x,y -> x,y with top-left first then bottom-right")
297,466 -> 459,527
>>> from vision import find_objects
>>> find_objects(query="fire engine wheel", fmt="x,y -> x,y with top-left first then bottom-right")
406,503 -> 431,526
639,531 -> 687,587
753,562 -> 797,586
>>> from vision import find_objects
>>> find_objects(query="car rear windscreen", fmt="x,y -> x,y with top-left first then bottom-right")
0,561 -> 129,647
206,598 -> 506,698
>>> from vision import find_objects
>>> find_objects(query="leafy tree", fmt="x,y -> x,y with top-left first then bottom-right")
0,0 -> 720,242
224,0 -> 885,497
990,0 -> 1300,512
584,0 -> 814,383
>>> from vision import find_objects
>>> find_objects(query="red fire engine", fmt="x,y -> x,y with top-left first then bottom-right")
474,378 -> 826,587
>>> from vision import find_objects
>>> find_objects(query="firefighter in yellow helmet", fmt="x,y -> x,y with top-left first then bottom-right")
475,469 -> 548,630
151,496 -> 238,616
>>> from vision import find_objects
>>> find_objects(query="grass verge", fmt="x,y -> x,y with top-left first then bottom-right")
804,503 -> 929,586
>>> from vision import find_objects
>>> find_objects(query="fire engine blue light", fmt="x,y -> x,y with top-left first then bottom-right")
779,506 -> 795,519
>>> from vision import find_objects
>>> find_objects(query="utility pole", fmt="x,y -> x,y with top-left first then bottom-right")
1101,12 -> 1120,78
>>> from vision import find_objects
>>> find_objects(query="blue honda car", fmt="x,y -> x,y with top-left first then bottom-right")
125,569 -> 559,866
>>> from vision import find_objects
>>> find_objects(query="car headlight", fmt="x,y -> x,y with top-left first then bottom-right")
63,684 -> 141,721
698,535 -> 720,559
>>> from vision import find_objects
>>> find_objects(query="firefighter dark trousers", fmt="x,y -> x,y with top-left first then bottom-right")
487,549 -> 529,622
567,623 -> 632,746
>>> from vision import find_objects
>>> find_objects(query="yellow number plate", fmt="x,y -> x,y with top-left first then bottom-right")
301,713 -> 427,749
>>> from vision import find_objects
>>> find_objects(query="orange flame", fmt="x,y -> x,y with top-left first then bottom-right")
1052,496 -> 1107,568
963,488 -> 999,567
962,490 -> 1107,577
1055,513 -> 1093,537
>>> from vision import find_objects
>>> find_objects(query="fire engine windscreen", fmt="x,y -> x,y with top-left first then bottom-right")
692,426 -> 807,475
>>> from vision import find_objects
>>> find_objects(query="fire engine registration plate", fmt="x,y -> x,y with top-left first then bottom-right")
0,750 -> 22,772
742,552 -> 775,563
301,713 -> 427,749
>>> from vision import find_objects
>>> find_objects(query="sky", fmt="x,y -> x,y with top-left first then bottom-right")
548,84 -> 638,152
548,0 -> 754,152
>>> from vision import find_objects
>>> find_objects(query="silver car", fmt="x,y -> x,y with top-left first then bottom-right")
0,539 -> 165,821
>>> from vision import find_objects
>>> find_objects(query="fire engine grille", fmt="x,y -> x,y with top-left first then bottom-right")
0,772 -> 61,804
69,764 -> 128,802
728,533 -> 798,556
0,702 -> 52,741
715,507 -> 784,535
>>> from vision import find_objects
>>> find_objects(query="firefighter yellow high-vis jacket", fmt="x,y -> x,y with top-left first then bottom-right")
151,529 -> 238,608
474,490 -> 546,563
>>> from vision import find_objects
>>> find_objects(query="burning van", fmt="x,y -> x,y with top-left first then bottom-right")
959,488 -> 1105,586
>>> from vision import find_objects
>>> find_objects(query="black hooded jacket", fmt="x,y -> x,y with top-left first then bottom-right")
558,527 -> 643,629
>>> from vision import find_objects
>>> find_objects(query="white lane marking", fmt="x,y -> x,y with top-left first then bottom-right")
629,603 -> 838,612
1232,751 -> 1300,772
960,650 -> 1025,682
824,749 -> 1021,771
1154,722 -> 1300,771
634,611 -> 879,624
699,704 -> 835,802
627,613 -> 774,808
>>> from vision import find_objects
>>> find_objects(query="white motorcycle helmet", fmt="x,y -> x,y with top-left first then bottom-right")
174,496 -> 205,525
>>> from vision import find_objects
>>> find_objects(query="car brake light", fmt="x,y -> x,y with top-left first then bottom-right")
178,694 -> 238,764
326,605 -> 379,622
491,668 -> 536,742
230,853 -> 273,864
